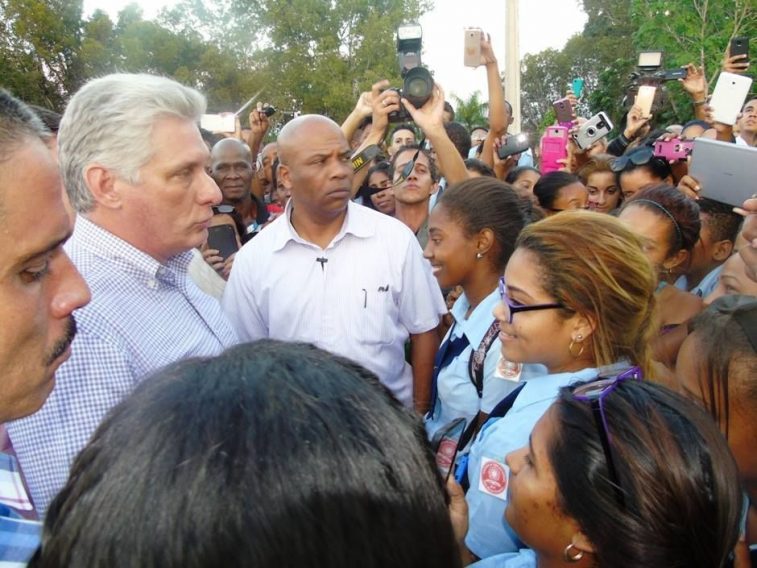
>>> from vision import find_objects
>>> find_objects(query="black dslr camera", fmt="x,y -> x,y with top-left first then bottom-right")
388,23 -> 434,123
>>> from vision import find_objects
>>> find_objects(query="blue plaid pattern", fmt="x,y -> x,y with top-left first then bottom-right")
7,217 -> 238,516
0,453 -> 40,567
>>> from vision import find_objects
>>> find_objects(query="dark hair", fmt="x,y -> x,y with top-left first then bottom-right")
390,123 -> 416,139
443,101 -> 455,120
551,380 -> 741,568
358,161 -> 393,210
532,171 -> 582,210
444,121 -> 471,158
697,198 -> 743,244
621,184 -> 701,255
686,294 -> 757,438
29,105 -> 62,133
470,125 -> 489,134
390,144 -> 440,183
464,158 -> 495,177
32,340 -> 460,568
614,146 -> 672,188
0,89 -> 51,163
505,166 -> 540,185
437,178 -> 526,272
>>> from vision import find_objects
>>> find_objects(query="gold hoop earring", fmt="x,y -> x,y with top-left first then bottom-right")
563,543 -> 584,562
568,334 -> 585,358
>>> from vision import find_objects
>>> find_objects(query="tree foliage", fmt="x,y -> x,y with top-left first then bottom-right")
451,91 -> 488,131
0,0 -> 429,124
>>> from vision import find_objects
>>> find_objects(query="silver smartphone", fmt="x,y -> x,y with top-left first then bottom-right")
572,112 -> 614,150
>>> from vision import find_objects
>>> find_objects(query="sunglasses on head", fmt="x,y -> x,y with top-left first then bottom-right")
610,146 -> 656,173
572,366 -> 643,508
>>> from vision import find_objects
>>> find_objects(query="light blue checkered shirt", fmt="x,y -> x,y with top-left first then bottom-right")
7,216 -> 238,515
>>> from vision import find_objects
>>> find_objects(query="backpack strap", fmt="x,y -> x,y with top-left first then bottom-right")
468,319 -> 501,398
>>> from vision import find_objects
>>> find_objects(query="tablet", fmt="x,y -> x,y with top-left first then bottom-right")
689,138 -> 757,208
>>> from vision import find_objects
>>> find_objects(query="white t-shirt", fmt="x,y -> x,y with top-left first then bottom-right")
222,201 -> 446,406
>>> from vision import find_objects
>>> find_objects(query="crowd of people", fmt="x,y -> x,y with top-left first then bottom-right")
0,23 -> 755,568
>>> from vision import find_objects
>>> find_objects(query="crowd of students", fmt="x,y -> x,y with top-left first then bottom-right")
0,22 -> 755,568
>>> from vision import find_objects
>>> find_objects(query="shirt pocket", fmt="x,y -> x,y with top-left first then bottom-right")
351,284 -> 396,345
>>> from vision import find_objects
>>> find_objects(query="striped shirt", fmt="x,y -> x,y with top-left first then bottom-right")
8,216 -> 238,515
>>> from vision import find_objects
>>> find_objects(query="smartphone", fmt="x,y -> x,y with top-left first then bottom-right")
431,417 -> 467,481
206,224 -> 239,260
635,85 -> 656,118
498,133 -> 530,159
463,28 -> 482,68
709,72 -> 754,125
653,138 -> 693,162
540,126 -> 569,174
660,68 -> 687,81
262,105 -> 276,117
572,78 -> 585,98
200,114 -> 235,133
572,112 -> 614,150
553,97 -> 574,124
730,36 -> 749,63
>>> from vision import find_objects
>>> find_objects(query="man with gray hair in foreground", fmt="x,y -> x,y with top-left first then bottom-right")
8,74 -> 238,515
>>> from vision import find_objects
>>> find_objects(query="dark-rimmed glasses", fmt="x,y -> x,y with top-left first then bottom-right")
572,366 -> 643,507
498,277 -> 564,324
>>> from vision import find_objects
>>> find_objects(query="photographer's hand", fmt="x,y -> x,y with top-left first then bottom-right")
624,104 -> 651,141
402,84 -> 469,184
478,32 -> 497,67
248,103 -> 270,156
723,53 -> 749,75
341,88 -> 377,143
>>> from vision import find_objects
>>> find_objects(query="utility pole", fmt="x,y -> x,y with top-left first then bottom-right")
504,0 -> 521,132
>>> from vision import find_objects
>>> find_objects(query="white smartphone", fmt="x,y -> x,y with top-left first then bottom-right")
201,113 -> 235,133
464,28 -> 482,68
635,85 -> 656,118
709,72 -> 753,125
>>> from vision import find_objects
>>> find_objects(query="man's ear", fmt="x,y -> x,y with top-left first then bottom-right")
84,165 -> 122,210
279,163 -> 293,190
712,239 -> 734,263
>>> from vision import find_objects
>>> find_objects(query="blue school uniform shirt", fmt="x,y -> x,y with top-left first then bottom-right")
469,549 -> 536,568
464,367 -> 599,559
674,264 -> 723,298
425,290 -> 533,439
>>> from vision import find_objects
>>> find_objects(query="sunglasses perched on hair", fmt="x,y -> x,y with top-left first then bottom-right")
498,277 -> 564,324
572,367 -> 643,507
212,205 -> 235,215
610,146 -> 658,173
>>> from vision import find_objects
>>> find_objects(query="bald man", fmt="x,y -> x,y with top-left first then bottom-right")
210,138 -> 268,232
223,115 -> 446,412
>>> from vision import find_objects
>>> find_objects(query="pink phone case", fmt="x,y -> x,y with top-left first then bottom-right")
540,126 -> 569,174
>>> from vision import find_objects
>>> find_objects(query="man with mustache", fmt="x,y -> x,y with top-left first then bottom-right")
223,115 -> 445,412
0,90 -> 90,564
7,74 -> 238,516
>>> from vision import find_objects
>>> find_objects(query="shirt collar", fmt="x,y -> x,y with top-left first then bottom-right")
272,200 -> 375,252
451,289 -> 501,348
75,216 -> 193,282
514,367 -> 599,409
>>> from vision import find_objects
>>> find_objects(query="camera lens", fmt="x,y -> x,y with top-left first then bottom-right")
403,67 -> 433,109
587,127 -> 596,136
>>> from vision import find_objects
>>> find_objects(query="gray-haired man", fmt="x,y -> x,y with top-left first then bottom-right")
8,74 -> 238,514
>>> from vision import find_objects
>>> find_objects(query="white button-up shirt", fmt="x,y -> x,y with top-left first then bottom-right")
223,201 -> 446,406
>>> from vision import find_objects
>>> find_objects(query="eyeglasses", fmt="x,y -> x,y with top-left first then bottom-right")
212,205 -> 235,215
498,277 -> 564,324
610,146 -> 656,173
572,367 -> 643,507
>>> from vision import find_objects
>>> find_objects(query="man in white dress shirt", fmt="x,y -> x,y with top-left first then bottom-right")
223,115 -> 445,411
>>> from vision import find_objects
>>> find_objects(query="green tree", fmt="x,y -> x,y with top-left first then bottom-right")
631,0 -> 756,124
451,91 -> 488,130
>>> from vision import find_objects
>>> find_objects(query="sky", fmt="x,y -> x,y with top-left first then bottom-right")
82,0 -> 587,101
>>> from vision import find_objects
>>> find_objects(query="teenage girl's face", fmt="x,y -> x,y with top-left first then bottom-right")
505,406 -> 587,558
617,204 -> 676,280
586,172 -> 621,214
493,248 -> 585,372
512,170 -> 540,200
549,182 -> 589,213
367,171 -> 395,215
424,204 -> 478,290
